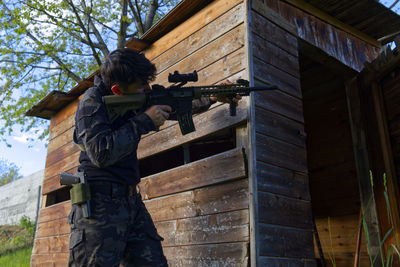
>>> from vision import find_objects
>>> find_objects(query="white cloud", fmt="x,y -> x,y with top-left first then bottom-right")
12,127 -> 46,144
13,133 -> 33,144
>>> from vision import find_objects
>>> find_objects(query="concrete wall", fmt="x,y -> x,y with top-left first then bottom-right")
0,170 -> 44,225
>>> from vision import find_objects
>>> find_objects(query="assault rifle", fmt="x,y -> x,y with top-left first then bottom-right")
103,70 -> 277,135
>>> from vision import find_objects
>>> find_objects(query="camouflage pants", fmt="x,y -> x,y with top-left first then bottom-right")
67,181 -> 168,267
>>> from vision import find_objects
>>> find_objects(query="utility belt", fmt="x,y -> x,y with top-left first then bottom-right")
88,181 -> 138,199
60,172 -> 138,218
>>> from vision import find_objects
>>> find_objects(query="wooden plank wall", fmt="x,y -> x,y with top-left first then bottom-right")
314,214 -> 369,267
249,0 -> 315,265
261,0 -> 380,72
31,0 -> 251,266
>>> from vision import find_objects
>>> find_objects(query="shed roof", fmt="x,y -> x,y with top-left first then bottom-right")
304,0 -> 400,42
26,0 -> 400,119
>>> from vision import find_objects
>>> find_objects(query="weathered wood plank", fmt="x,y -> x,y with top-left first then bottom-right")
258,191 -> 312,229
197,48 -> 246,86
276,1 -> 379,71
36,217 -> 70,238
49,99 -> 79,128
144,178 -> 249,222
314,214 -> 368,255
144,0 -> 243,61
30,253 -> 69,267
43,151 -> 80,195
251,10 -> 298,57
153,24 -> 245,87
45,141 -> 79,168
43,166 -> 78,196
345,77 -> 383,260
253,80 -> 303,123
257,161 -> 310,200
152,2 -> 245,73
279,0 -> 380,48
32,235 -> 70,254
138,97 -> 248,159
254,106 -> 306,148
44,149 -> 79,180
37,201 -> 70,224
47,127 -> 75,155
256,133 -> 308,173
252,33 -> 299,78
253,59 -> 302,101
258,223 -> 314,258
156,209 -> 249,247
251,0 -> 297,36
164,242 -> 248,267
49,114 -> 75,141
139,148 -> 247,199
369,82 -> 400,248
259,257 -> 317,266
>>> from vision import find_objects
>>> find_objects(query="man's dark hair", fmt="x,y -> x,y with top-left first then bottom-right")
101,48 -> 156,88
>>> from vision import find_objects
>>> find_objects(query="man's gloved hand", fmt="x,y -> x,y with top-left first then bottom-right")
210,79 -> 242,106
144,105 -> 172,128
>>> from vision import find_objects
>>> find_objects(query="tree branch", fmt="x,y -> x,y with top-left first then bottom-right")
81,0 -> 110,56
66,0 -> 102,66
128,0 -> 144,36
117,0 -> 130,48
144,0 -> 158,31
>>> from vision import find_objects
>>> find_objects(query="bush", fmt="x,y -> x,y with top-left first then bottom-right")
0,216 -> 35,256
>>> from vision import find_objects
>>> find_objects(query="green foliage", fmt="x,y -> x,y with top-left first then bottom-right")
0,217 -> 35,256
327,217 -> 337,267
0,0 -> 180,145
0,158 -> 22,186
0,246 -> 32,267
19,216 -> 35,237
325,173 -> 400,266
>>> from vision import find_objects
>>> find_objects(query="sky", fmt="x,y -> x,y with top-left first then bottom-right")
0,0 -> 399,178
0,127 -> 48,176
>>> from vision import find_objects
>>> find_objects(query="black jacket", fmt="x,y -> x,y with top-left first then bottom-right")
74,75 -> 214,185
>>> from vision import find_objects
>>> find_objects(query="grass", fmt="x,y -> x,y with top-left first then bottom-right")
325,173 -> 400,267
0,216 -> 35,266
0,246 -> 32,267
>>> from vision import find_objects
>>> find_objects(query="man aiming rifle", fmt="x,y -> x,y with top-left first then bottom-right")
67,48 -> 243,267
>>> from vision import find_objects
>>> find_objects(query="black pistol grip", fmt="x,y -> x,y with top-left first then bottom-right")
60,172 -> 80,185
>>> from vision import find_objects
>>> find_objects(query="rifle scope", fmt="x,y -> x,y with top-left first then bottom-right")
168,70 -> 198,83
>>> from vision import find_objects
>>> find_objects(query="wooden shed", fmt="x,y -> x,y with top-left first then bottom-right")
26,0 -> 400,266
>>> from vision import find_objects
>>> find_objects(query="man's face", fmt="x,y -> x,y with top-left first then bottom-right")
120,81 -> 151,95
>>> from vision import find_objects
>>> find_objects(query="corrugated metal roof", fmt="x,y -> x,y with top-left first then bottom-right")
26,0 -> 400,119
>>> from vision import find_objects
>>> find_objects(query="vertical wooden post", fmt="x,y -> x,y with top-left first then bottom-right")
345,77 -> 383,267
246,0 -> 315,265
370,82 -> 400,246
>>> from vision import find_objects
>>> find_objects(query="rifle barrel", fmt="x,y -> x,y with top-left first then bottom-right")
191,84 -> 277,96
